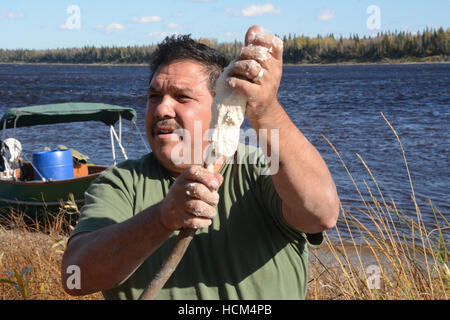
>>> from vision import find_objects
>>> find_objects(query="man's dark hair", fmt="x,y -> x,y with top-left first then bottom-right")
149,35 -> 231,94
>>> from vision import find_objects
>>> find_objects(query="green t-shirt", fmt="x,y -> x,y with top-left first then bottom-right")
71,144 -> 322,300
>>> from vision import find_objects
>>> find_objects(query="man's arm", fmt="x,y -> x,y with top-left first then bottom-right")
61,202 -> 171,295
254,103 -> 339,234
227,25 -> 339,234
61,166 -> 222,296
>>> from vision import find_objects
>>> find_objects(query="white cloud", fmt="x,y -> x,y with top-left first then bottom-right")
93,23 -> 123,33
227,4 -> 281,17
1,10 -> 24,20
167,22 -> 178,28
148,31 -> 166,38
318,9 -> 335,21
242,4 -> 281,16
148,31 -> 178,39
106,23 -> 125,33
133,16 -> 162,23
7,11 -> 24,19
225,32 -> 241,38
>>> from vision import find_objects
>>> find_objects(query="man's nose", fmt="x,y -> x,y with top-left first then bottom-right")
153,95 -> 176,119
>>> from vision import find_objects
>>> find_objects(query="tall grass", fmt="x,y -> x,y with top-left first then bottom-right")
0,113 -> 448,300
0,207 -> 102,300
307,113 -> 449,299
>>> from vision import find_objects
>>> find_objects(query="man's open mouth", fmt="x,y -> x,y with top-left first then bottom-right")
151,119 -> 183,140
154,126 -> 176,135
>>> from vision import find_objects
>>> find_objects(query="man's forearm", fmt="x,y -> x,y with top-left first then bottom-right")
61,202 -> 172,295
252,102 -> 339,233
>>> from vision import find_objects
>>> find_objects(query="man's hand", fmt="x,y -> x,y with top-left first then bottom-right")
159,166 -> 223,231
225,25 -> 339,234
226,25 -> 284,126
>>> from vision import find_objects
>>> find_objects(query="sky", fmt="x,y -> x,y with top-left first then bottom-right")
0,0 -> 449,50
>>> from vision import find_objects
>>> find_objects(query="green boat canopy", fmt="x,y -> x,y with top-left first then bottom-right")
1,103 -> 137,129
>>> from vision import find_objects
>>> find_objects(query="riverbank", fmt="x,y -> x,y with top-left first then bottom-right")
0,202 -> 448,300
1,57 -> 448,68
0,226 -> 377,300
286,59 -> 450,67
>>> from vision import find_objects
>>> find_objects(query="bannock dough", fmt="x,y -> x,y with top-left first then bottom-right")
209,62 -> 247,157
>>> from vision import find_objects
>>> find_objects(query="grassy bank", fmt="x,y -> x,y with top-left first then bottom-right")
0,198 -> 447,300
1,55 -> 448,67
285,55 -> 449,66
0,114 -> 448,300
1,199 -> 446,300
0,209 -> 102,300
307,114 -> 448,299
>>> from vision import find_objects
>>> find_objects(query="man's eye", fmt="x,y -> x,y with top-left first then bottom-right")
177,95 -> 191,102
148,93 -> 161,101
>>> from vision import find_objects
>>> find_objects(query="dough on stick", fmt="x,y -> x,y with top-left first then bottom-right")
209,62 -> 247,159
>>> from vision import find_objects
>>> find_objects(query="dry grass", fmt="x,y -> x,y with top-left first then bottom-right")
1,113 -> 448,300
0,209 -> 102,300
307,113 -> 449,300
307,202 -> 449,300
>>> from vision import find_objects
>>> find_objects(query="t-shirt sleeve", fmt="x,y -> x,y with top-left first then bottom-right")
70,163 -> 135,240
252,148 -> 323,247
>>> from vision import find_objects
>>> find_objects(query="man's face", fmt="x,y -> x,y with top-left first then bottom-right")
145,60 -> 214,176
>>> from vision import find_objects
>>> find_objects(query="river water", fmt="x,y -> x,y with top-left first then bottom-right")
0,63 -> 448,242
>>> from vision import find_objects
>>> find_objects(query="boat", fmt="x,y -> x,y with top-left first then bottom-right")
0,102 -> 142,219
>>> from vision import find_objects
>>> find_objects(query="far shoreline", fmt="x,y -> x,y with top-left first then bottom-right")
0,60 -> 449,68
285,60 -> 450,67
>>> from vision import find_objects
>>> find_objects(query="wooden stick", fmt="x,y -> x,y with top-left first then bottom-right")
138,157 -> 216,300
138,227 -> 197,300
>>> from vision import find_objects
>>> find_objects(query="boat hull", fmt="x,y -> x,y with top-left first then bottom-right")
0,165 -> 108,219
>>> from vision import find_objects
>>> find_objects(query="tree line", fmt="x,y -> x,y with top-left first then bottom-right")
282,27 -> 449,63
0,28 -> 448,65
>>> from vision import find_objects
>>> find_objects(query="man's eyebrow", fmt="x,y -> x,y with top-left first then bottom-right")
173,86 -> 195,94
148,85 -> 196,95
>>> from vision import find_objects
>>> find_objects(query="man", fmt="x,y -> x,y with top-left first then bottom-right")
62,25 -> 339,300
